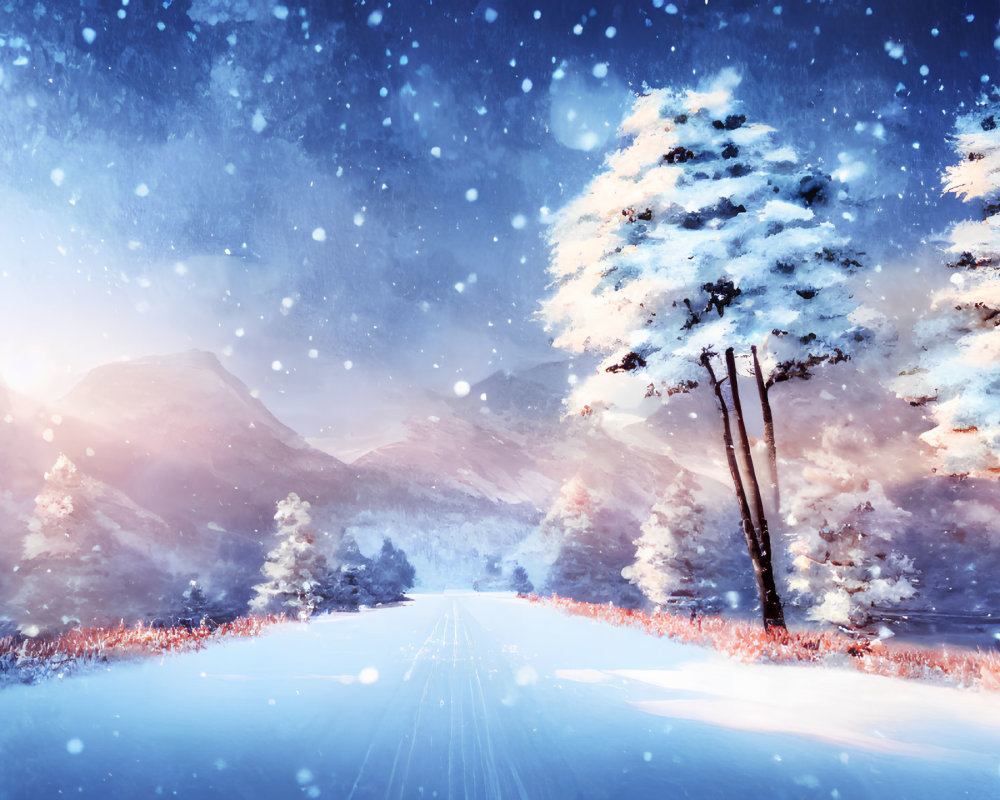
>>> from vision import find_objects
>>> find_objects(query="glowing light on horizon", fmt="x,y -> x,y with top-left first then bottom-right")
0,351 -> 62,398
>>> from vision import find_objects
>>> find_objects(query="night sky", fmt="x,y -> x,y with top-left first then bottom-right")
0,0 -> 997,452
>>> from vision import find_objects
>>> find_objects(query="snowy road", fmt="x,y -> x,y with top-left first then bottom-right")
2,592 -> 1000,799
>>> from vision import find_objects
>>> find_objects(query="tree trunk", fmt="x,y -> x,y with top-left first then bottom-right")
724,349 -> 785,630
751,345 -> 780,516
701,353 -> 786,631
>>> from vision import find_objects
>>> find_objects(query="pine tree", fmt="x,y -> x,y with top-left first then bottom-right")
323,534 -> 373,610
540,476 -> 643,606
542,71 -> 869,629
539,477 -> 597,597
893,100 -> 1000,476
623,470 -> 725,613
15,454 -> 175,636
16,455 -> 109,635
786,426 -> 916,630
249,492 -> 330,621
509,565 -> 534,595
318,535 -> 416,611
368,539 -> 416,602
180,578 -> 209,628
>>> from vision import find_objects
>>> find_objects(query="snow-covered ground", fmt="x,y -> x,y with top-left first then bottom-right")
1,593 -> 998,799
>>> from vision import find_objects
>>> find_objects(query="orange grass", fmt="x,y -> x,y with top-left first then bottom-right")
0,614 -> 287,684
524,594 -> 1000,691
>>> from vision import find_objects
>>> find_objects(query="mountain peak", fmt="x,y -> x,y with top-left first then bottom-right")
59,349 -> 296,440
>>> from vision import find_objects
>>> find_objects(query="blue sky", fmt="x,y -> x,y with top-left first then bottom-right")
0,0 -> 996,446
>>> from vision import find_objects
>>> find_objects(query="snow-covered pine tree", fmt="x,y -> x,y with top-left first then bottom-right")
539,475 -> 643,606
623,469 -> 725,613
368,539 -> 416,602
786,426 -> 916,631
541,71 -> 869,629
323,534 -> 374,610
893,100 -> 1000,476
180,578 -> 209,628
15,454 -> 109,635
15,454 -> 176,635
508,564 -> 534,595
321,535 -> 416,610
538,476 -> 596,595
249,492 -> 330,621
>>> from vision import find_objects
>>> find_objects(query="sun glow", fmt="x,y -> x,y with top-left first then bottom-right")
0,348 -> 73,400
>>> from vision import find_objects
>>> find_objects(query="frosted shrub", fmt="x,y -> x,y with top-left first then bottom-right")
0,614 -> 286,687
528,594 -> 1000,691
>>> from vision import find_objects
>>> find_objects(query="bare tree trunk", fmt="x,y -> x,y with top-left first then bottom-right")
701,353 -> 785,631
724,348 -> 785,630
751,345 -> 780,516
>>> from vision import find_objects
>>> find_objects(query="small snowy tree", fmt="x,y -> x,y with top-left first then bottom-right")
542,71 -> 869,629
623,470 -> 725,613
179,578 -> 209,627
540,475 -> 643,606
250,492 -> 330,621
15,454 -> 176,635
894,100 -> 1000,476
322,535 -> 375,610
319,535 -> 416,611
367,539 -> 416,602
16,455 -> 108,635
539,476 -> 596,594
508,564 -> 534,595
786,427 -> 916,631
537,475 -> 593,566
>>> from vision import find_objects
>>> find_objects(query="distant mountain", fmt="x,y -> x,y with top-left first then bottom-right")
0,352 -> 370,627
0,352 -> 583,619
355,361 -> 575,508
51,350 -> 356,540
345,360 -> 715,593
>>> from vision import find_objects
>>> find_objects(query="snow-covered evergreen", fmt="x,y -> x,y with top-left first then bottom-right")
623,470 -> 725,613
894,101 -> 1000,476
786,426 -> 916,630
540,475 -> 643,607
15,454 -> 172,636
541,71 -> 872,629
178,579 -> 210,627
508,565 -> 534,595
542,70 -> 867,414
15,455 -> 99,635
249,492 -> 330,621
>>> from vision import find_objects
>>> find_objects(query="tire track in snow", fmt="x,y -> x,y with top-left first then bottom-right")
345,594 -> 574,799
347,606 -> 451,800
393,604 -> 457,798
